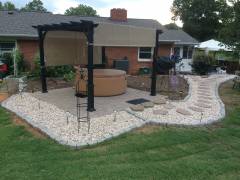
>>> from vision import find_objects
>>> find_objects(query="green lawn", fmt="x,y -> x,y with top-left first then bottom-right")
0,81 -> 240,180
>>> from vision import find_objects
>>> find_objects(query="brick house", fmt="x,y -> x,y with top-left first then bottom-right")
0,9 -> 196,75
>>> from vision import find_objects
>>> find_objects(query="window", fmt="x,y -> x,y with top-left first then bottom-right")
138,47 -> 153,61
0,42 -> 15,55
183,46 -> 188,59
173,47 -> 181,57
188,47 -> 193,59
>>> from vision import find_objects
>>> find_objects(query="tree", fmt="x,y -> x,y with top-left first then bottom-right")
171,0 -> 228,41
0,1 -> 16,10
65,4 -> 98,16
21,0 -> 47,12
0,2 -> 3,10
219,0 -> 240,59
164,23 -> 180,30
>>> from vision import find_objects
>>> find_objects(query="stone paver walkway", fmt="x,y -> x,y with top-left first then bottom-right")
1,74 -> 235,147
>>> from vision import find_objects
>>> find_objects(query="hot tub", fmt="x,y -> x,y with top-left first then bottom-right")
75,69 -> 127,97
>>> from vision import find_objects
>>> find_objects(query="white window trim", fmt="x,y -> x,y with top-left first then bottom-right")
138,47 -> 153,62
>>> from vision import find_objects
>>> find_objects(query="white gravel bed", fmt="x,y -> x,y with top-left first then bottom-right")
1,74 -> 235,147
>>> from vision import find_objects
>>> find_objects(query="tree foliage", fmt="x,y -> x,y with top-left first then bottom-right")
164,23 -> 180,30
0,1 -> 16,10
21,0 -> 47,12
219,0 -> 240,59
171,0 -> 228,41
65,4 -> 98,16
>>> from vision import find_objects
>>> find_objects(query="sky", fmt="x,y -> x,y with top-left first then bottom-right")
1,0 -> 181,26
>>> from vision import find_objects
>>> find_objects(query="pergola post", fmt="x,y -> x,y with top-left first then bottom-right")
87,26 -> 95,112
151,30 -> 162,96
38,29 -> 48,93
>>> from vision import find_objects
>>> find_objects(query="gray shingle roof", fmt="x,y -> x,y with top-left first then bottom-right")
159,29 -> 198,45
0,10 -> 166,39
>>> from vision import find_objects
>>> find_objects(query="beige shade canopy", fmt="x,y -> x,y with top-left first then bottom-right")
44,23 -> 156,66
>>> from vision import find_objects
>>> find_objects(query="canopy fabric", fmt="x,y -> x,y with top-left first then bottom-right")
44,31 -> 102,66
94,23 -> 156,47
197,39 -> 232,52
43,23 -> 156,66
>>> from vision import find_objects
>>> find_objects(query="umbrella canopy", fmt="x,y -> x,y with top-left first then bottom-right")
197,39 -> 232,52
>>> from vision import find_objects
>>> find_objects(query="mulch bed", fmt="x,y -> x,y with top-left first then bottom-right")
127,75 -> 189,100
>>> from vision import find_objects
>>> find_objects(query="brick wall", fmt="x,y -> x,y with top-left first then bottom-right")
16,39 -> 173,75
105,44 -> 173,75
17,40 -> 39,70
105,47 -> 152,75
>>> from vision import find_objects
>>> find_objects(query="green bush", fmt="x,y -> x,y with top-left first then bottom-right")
30,53 -> 75,79
191,54 -> 215,75
63,70 -> 75,82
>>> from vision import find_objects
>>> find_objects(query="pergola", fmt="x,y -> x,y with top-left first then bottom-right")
33,20 -> 161,112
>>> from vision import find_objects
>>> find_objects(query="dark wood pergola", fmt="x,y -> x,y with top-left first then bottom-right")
33,20 -> 98,112
33,21 -> 161,112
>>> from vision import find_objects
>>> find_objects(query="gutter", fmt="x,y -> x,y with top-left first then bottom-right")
0,34 -> 38,40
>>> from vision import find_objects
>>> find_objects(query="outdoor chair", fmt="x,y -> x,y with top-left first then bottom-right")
233,76 -> 240,89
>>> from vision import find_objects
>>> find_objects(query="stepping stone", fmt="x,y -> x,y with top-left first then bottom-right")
142,102 -> 154,108
198,96 -> 213,100
153,98 -> 167,105
198,100 -> 211,104
194,103 -> 211,109
164,103 -> 175,110
130,104 -> 144,112
153,109 -> 168,115
198,93 -> 211,97
176,108 -> 192,116
189,106 -> 204,112
157,95 -> 168,100
198,87 -> 211,90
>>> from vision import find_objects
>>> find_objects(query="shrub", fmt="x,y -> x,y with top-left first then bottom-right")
191,54 -> 215,75
30,53 -> 75,79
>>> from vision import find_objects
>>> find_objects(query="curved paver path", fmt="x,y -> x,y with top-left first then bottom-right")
1,74 -> 235,147
132,74 -> 235,125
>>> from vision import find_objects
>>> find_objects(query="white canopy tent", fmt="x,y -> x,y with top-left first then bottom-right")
197,39 -> 232,52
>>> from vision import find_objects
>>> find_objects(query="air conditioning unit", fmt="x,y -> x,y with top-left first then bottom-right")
113,59 -> 129,73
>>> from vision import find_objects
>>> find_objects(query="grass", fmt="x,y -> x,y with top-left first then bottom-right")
0,80 -> 240,180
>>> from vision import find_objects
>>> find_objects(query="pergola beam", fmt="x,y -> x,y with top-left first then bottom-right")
151,29 -> 162,96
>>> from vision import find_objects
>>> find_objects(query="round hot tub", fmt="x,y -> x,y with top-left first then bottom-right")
75,69 -> 127,97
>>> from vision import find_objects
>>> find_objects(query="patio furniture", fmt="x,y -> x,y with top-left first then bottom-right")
233,76 -> 240,89
75,68 -> 127,97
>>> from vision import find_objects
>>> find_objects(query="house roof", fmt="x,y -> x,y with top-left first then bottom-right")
0,10 -> 166,39
158,29 -> 199,45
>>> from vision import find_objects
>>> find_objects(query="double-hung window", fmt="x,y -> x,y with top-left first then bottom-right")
138,47 -> 153,62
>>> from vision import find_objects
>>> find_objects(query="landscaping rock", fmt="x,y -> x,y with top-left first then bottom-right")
176,108 -> 192,116
130,104 -> 145,112
142,102 -> 154,108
